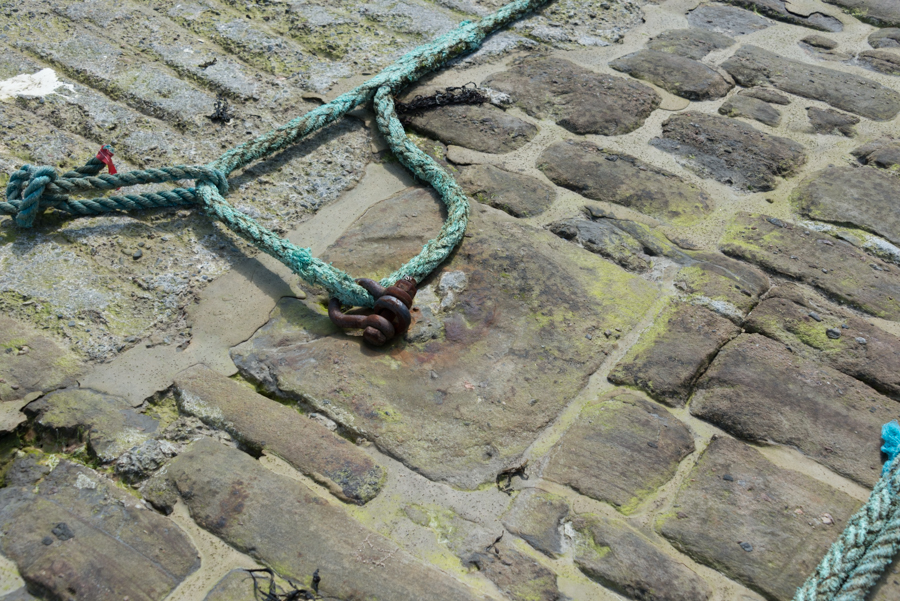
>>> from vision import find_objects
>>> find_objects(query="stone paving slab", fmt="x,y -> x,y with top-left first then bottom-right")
0,458 -> 199,601
571,514 -> 711,601
691,333 -> 895,487
0,316 -> 84,403
720,0 -> 843,31
687,3 -> 773,36
26,388 -> 159,463
483,56 -> 661,136
456,164 -> 556,218
852,137 -> 900,169
610,50 -> 734,101
823,0 -> 900,28
538,140 -> 712,225
720,213 -> 900,321
404,104 -> 538,154
721,45 -> 900,120
146,438 -> 484,600
174,364 -> 386,504
659,436 -> 861,601
232,191 -> 660,489
744,285 -> 900,399
501,488 -> 569,558
646,28 -> 735,59
719,94 -> 782,126
653,112 -> 807,191
674,251 -> 771,322
544,392 -> 695,512
609,304 -> 741,407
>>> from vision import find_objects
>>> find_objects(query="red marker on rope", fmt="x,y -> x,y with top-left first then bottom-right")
96,144 -> 117,175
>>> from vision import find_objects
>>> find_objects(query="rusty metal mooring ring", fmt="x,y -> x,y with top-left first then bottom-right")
328,276 -> 417,346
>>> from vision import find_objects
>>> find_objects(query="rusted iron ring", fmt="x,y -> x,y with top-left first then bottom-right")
328,276 -> 417,346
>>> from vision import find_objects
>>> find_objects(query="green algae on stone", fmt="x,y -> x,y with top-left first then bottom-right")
232,195 -> 660,489
720,213 -> 900,321
544,392 -> 694,513
609,304 -> 741,407
674,251 -> 770,323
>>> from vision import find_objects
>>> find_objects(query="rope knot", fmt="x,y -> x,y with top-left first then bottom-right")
5,164 -> 64,228
196,167 -> 229,197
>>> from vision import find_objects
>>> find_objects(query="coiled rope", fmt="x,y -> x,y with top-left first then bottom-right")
1,0 -> 550,308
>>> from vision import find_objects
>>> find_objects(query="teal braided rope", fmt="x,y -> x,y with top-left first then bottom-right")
793,421 -> 900,601
0,0 -> 550,307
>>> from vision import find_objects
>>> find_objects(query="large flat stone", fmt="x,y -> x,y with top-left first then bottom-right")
231,191 -> 660,489
719,94 -> 782,127
721,45 -> 900,120
658,436 -> 860,601
691,334 -> 893,487
745,286 -> 900,400
653,112 -> 806,191
538,140 -> 712,225
720,0 -> 843,31
571,514 -> 711,601
457,164 -> 555,218
860,49 -> 900,76
544,393 -> 695,513
646,28 -> 735,59
852,138 -> 900,169
870,28 -> 900,49
792,166 -> 900,246
609,305 -> 741,407
174,364 -> 385,505
27,388 -> 159,463
145,438 -> 483,600
823,0 -> 900,27
404,104 -> 537,154
483,56 -> 660,136
0,316 -> 84,402
548,218 -> 652,273
687,4 -> 772,36
501,488 -> 570,558
610,50 -> 734,101
0,458 -> 199,601
720,213 -> 900,320
674,251 -> 771,323
807,107 -> 859,137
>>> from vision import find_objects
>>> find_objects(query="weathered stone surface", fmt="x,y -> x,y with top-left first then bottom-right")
0,458 -> 199,601
232,191 -> 660,489
745,287 -> 900,400
203,570 -> 257,601
720,213 -> 900,320
457,164 -> 555,218
870,28 -> 900,49
807,107 -> 860,137
824,0 -> 900,27
720,0 -> 843,31
722,45 -> 900,120
659,436 -> 860,601
571,514 -> 711,601
653,112 -> 806,191
674,251 -> 770,322
0,316 -> 83,402
27,388 -> 159,463
609,305 -> 741,406
792,166 -> 900,246
802,35 -> 839,50
719,94 -> 782,126
691,333 -> 893,487
548,219 -> 651,273
687,4 -> 772,36
646,28 -> 735,59
483,56 -> 660,136
544,393 -> 694,512
610,50 -> 734,101
860,49 -> 900,76
0,400 -> 29,435
852,138 -> 900,169
538,140 -> 712,225
146,438 -> 483,600
739,87 -> 791,105
174,364 -> 385,505
0,588 -> 38,601
464,541 -> 560,601
404,104 -> 537,154
502,488 -> 569,558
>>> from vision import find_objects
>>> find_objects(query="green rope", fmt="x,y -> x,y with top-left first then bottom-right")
794,421 -> 900,601
1,0 -> 550,308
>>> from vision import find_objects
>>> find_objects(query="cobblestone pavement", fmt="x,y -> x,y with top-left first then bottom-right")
2,0 -> 900,599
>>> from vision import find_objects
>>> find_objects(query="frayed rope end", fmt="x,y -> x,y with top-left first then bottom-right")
882,420 -> 900,476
